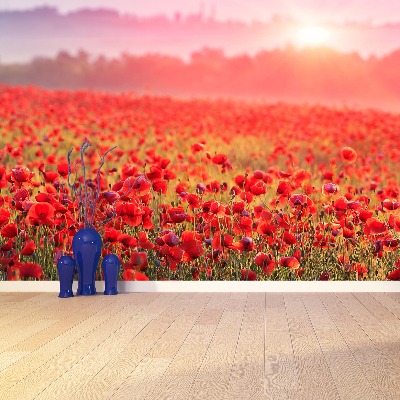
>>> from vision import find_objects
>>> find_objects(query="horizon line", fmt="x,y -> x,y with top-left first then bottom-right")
1,5 -> 400,27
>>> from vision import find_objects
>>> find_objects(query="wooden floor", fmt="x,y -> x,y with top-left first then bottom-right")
0,293 -> 400,400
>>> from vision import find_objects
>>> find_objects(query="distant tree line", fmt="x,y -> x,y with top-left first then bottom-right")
1,47 -> 400,109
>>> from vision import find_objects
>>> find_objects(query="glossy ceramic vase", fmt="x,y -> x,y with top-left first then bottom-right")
57,255 -> 76,298
102,254 -> 120,295
72,228 -> 102,295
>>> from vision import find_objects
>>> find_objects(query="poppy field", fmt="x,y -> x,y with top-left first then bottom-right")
1,85 -> 400,281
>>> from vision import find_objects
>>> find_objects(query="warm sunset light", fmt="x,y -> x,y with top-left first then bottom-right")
296,25 -> 330,46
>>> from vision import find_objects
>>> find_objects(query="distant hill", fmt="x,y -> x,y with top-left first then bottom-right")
2,6 -> 400,62
1,47 -> 400,112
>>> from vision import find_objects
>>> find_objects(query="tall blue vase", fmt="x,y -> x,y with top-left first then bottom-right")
102,254 -> 120,295
57,255 -> 75,298
72,228 -> 102,296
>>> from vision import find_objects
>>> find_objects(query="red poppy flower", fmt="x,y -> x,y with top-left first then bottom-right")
191,143 -> 205,153
283,231 -> 297,245
21,240 -> 36,256
43,169 -> 59,183
123,269 -> 149,281
127,251 -> 148,271
120,175 -> 151,197
180,230 -> 204,261
157,231 -> 180,247
231,237 -> 254,252
158,244 -> 183,270
250,181 -> 267,195
234,175 -> 246,188
240,269 -> 257,281
146,166 -> 163,181
322,183 -> 339,195
387,269 -> 400,280
280,256 -> 300,270
212,154 -> 227,165
289,194 -> 316,213
27,202 -> 55,226
175,182 -> 188,194
103,191 -> 120,205
359,209 -> 373,222
254,252 -> 275,275
352,262 -> 368,279
257,221 -> 276,236
122,202 -> 144,227
340,147 -> 357,163
103,228 -> 120,243
366,218 -> 387,234
334,197 -> 348,210
212,232 -> 234,251
10,166 -> 34,183
7,265 -> 20,280
320,272 -> 330,280
157,158 -> 171,169
168,208 -> 188,223
0,209 -> 11,228
276,181 -> 291,196
1,238 -> 15,251
57,162 -> 69,177
389,215 -> 400,232
233,216 -> 253,237
13,188 -> 30,203
117,234 -> 137,248
152,180 -> 167,194
19,262 -> 43,278
382,199 -> 400,211
138,232 -> 154,249
1,223 -> 18,238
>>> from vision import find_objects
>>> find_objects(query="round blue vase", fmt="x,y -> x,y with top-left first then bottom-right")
72,228 -> 102,296
102,254 -> 120,295
57,255 -> 75,298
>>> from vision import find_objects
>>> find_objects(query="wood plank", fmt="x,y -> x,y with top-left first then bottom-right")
186,293 -> 248,400
146,293 -> 212,359
110,294 -> 212,400
9,297 -> 106,352
0,294 -> 129,393
0,351 -> 30,373
371,292 -> 400,317
34,293 -> 180,400
71,293 -> 206,400
355,293 -> 400,335
113,357 -> 172,400
0,319 -> 60,352
321,293 -> 400,400
385,292 -> 400,304
144,293 -> 231,400
4,293 -> 167,400
303,293 -> 382,400
226,293 -> 265,400
0,292 -> 399,400
284,293 -> 340,400
0,293 -> 54,327
263,293 -> 301,400
1,294 -> 86,329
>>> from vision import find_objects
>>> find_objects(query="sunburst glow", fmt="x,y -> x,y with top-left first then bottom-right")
296,25 -> 330,47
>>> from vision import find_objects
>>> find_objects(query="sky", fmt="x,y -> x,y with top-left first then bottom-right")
1,0 -> 400,24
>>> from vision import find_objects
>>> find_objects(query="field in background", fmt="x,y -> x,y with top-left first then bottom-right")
1,85 -> 400,281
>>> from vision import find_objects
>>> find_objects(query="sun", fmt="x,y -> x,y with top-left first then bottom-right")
296,25 -> 330,47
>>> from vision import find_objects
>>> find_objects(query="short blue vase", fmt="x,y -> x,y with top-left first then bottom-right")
57,255 -> 75,298
102,254 -> 120,295
72,228 -> 102,296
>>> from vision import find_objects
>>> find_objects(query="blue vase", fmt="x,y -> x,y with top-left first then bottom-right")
102,254 -> 120,295
57,255 -> 75,298
72,228 -> 102,295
